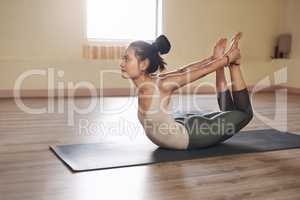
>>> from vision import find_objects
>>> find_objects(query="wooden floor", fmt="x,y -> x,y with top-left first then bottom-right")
0,92 -> 300,200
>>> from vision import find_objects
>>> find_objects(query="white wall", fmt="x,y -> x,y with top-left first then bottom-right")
0,0 -> 288,91
271,0 -> 300,88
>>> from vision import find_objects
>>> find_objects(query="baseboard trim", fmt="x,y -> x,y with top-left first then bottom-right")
0,85 -> 299,99
0,88 -> 134,99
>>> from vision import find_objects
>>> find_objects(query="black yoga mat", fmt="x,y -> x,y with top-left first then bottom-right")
50,129 -> 300,172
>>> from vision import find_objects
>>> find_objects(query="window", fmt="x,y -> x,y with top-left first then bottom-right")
86,0 -> 163,43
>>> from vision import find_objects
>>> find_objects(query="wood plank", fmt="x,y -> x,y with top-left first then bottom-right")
0,93 -> 300,200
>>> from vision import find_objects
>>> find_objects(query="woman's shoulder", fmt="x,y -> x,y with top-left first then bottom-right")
143,74 -> 170,94
150,73 -> 175,94
150,72 -> 169,78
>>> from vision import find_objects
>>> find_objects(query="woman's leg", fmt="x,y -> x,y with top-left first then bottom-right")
229,63 -> 253,129
174,111 -> 222,125
216,34 -> 252,141
183,63 -> 254,149
210,62 -> 253,143
208,63 -> 254,144
229,61 -> 247,91
176,39 -> 234,121
179,67 -> 235,120
216,66 -> 228,93
185,110 -> 249,149
214,38 -> 236,112
180,34 -> 253,149
216,68 -> 236,111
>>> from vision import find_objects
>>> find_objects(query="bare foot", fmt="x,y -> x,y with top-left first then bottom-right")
225,32 -> 242,65
229,32 -> 242,67
213,38 -> 227,59
230,32 -> 242,49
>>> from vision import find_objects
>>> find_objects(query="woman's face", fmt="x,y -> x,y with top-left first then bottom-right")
120,48 -> 146,79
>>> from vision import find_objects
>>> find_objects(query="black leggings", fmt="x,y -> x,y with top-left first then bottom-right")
174,88 -> 253,149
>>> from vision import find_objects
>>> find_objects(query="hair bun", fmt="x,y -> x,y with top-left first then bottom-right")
152,35 -> 171,55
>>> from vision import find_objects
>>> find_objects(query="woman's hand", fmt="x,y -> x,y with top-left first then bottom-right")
213,38 -> 227,59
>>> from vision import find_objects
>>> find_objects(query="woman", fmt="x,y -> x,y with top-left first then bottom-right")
120,33 -> 253,150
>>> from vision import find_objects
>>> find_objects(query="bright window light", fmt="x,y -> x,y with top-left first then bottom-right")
86,0 -> 162,42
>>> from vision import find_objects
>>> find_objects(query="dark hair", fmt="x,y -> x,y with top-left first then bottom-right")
128,35 -> 171,74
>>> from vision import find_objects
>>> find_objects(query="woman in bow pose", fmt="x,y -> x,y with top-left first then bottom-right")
120,33 -> 253,150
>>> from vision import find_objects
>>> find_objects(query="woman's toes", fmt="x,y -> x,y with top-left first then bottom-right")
232,32 -> 242,42
236,32 -> 243,40
221,38 -> 227,48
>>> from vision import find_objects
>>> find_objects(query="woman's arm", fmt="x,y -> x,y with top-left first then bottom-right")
160,56 -> 229,92
159,56 -> 214,77
160,33 -> 242,92
159,37 -> 230,78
